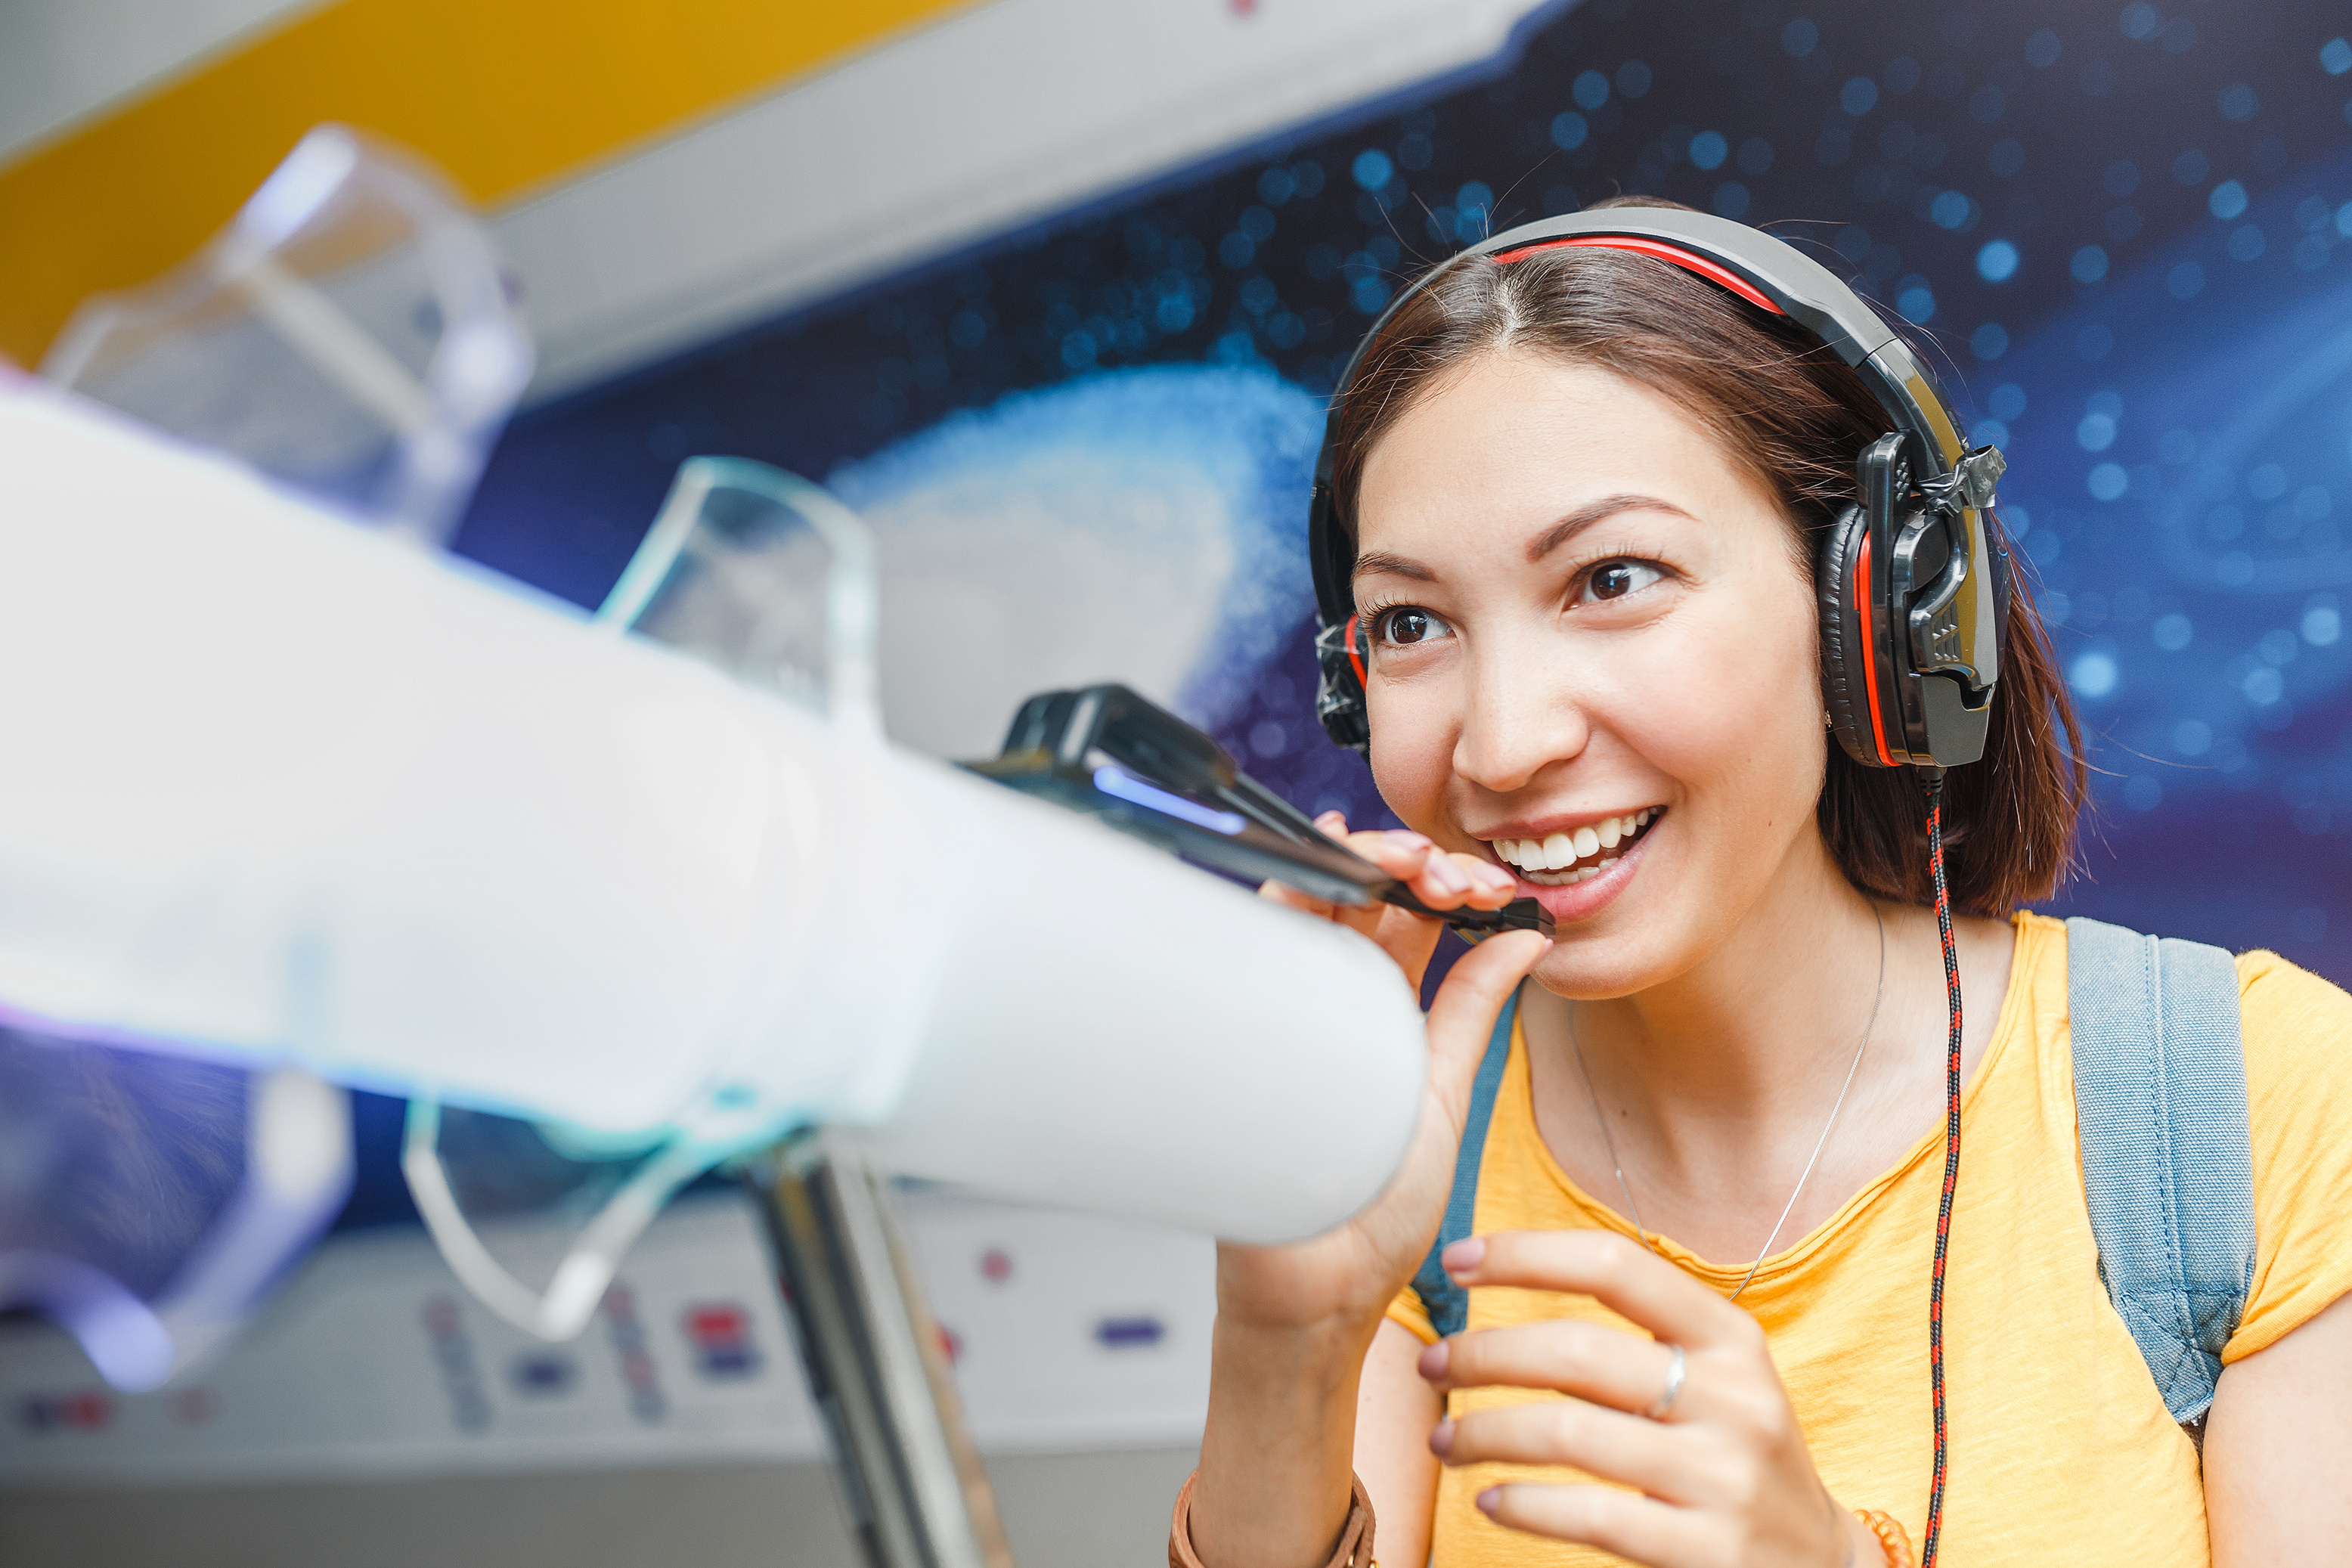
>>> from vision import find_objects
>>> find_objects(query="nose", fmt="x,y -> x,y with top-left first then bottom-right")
1452,640 -> 1590,794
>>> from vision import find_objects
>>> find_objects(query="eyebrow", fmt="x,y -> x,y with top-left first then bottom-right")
1523,494 -> 1697,562
1350,493 -> 1697,584
1350,549 -> 1436,584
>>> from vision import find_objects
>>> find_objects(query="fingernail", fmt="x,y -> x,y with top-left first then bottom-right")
1385,829 -> 1432,849
1427,857 -> 1471,894
1471,860 -> 1517,890
1427,1418 -> 1455,1458
1476,1486 -> 1502,1516
1441,1237 -> 1486,1276
1417,1340 -> 1450,1381
1315,810 -> 1348,831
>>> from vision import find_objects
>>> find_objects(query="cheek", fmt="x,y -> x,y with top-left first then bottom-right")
1614,584 -> 1824,788
1365,686 -> 1456,827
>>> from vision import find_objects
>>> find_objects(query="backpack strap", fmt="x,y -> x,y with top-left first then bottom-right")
2065,916 -> 2256,1426
1411,987 -> 1520,1342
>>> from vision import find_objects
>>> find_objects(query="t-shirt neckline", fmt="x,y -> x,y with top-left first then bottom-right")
1505,911 -> 2047,1291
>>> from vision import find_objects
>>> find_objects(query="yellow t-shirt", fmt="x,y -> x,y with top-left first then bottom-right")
1387,912 -> 2352,1565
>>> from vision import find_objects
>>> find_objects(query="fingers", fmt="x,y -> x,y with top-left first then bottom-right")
1427,929 -> 1549,1041
1436,850 -> 1521,908
1437,1231 -> 1759,1354
1421,1319 -> 1684,1420
1432,1397 -> 1694,1504
1319,813 -> 1520,913
1472,1482 -> 1713,1568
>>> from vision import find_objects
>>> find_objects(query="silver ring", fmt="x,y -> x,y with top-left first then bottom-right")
1645,1343 -> 1686,1420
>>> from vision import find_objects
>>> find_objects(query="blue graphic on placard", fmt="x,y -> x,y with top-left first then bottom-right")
508,1350 -> 578,1398
1094,1314 -> 1167,1350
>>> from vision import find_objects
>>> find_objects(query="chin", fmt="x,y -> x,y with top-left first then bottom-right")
1526,931 -> 1658,1001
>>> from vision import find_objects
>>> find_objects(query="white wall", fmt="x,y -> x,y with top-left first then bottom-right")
0,0 -> 330,163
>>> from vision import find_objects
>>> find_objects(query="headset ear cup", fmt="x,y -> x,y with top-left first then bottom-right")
1817,502 -> 1889,768
1313,617 -> 1371,755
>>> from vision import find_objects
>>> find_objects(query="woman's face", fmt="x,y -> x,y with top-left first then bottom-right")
1353,351 -> 1832,996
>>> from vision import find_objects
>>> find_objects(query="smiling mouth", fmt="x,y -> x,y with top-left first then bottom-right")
1487,809 -> 1663,887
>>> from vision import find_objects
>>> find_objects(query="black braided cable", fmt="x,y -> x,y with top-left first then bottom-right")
1920,768 -> 1961,1566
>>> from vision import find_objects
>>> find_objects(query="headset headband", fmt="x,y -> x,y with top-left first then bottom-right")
1314,209 -> 1969,612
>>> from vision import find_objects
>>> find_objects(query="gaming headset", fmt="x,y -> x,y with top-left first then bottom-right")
1306,206 -> 2013,774
1306,207 -> 2013,1566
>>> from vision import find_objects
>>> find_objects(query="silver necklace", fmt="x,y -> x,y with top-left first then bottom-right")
1568,903 -> 1886,1303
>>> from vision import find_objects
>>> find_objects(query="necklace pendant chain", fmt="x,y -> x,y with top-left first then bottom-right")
1569,904 -> 1888,1304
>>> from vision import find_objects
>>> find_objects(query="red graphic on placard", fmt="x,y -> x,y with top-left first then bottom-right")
937,1324 -> 965,1365
980,1247 -> 1013,1284
681,1301 -> 761,1381
171,1387 -> 218,1425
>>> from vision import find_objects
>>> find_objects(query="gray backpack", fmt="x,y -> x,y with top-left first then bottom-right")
1414,916 -> 2254,1425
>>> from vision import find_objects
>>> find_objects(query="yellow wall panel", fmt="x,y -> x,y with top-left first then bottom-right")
0,0 -> 977,365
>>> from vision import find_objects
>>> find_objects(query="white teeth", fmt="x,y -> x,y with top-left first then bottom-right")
1489,811 -> 1658,881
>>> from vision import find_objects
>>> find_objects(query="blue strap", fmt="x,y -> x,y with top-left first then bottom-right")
2065,916 -> 2255,1425
1412,987 -> 1520,1341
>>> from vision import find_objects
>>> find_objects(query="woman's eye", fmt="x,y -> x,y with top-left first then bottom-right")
1579,559 -> 1665,605
1372,606 -> 1452,647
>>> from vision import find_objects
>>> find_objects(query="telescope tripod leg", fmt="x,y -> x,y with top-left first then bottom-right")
744,1131 -> 1016,1568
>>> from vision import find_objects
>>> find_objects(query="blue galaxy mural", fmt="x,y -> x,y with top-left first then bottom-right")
826,365 -> 1322,758
457,0 -> 2352,987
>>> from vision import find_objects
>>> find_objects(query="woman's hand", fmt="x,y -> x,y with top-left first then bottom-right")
1420,1231 -> 1883,1568
1215,814 -> 1539,1334
1188,829 -> 1545,1568
1260,810 -> 1522,996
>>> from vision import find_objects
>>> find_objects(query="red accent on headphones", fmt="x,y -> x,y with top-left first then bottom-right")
1490,235 -> 1786,317
1343,613 -> 1368,690
1855,531 -> 1896,767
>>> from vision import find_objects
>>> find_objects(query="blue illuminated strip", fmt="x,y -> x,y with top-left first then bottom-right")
1092,765 -> 1246,835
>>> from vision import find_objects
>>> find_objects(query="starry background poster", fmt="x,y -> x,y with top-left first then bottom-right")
460,0 -> 2352,984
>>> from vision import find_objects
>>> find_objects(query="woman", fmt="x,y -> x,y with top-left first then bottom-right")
1173,198 -> 2352,1567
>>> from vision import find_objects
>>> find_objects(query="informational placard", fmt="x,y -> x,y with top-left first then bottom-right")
0,1189 -> 1216,1486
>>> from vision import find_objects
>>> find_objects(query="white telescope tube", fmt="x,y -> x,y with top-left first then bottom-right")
0,379 -> 1427,1243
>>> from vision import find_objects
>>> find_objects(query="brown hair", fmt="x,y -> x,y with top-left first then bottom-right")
1329,198 -> 2084,914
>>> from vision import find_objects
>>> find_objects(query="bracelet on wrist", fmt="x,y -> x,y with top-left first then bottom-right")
1170,1470 -> 1376,1568
1852,1508 -> 1915,1568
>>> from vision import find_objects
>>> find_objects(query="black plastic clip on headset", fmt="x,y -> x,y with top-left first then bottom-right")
964,683 -> 1554,939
